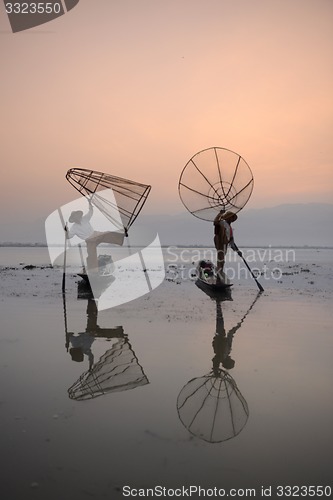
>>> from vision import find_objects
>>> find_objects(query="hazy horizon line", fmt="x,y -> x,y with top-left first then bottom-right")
0,243 -> 332,250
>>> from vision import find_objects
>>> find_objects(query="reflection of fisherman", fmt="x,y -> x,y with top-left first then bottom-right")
212,301 -> 235,375
68,298 -> 99,371
212,336 -> 235,374
69,332 -> 95,371
65,199 -> 124,270
214,210 -> 242,279
67,298 -> 125,372
212,291 -> 261,375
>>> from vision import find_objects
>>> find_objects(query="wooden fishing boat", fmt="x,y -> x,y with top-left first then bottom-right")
195,260 -> 232,295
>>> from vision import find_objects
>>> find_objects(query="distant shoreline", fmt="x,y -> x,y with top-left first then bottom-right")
0,243 -> 332,249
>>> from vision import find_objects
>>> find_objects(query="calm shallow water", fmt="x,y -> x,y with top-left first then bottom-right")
0,249 -> 332,499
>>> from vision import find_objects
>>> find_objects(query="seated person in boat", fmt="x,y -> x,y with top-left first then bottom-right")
198,260 -> 214,278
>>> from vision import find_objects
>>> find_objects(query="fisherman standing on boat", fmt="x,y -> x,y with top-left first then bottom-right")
214,210 -> 242,280
65,198 -> 124,271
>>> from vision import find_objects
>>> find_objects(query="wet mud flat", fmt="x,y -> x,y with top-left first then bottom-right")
0,255 -> 332,499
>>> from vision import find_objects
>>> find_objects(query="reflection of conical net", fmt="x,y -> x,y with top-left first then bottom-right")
179,147 -> 253,221
68,338 -> 149,401
66,168 -> 151,233
177,371 -> 249,443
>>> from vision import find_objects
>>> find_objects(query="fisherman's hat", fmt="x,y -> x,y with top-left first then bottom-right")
222,211 -> 238,221
69,210 -> 83,222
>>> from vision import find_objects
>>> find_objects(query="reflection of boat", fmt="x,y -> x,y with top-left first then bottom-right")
196,260 -> 232,296
75,254 -> 116,302
77,270 -> 115,292
77,253 -> 114,284
177,292 -> 261,443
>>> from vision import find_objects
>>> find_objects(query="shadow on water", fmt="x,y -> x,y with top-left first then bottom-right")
177,288 -> 262,443
63,281 -> 149,401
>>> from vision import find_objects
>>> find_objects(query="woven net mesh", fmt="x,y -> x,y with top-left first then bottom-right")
179,147 -> 253,221
66,168 -> 151,232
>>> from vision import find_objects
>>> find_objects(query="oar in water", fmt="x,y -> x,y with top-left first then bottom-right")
236,245 -> 264,292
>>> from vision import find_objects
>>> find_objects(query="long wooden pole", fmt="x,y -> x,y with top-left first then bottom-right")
234,244 -> 264,292
240,254 -> 264,292
62,225 -> 68,293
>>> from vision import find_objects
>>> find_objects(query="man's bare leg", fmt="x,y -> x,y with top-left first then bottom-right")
216,249 -> 225,283
86,240 -> 98,271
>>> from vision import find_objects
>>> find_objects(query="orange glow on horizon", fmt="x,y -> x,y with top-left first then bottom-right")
1,0 -> 332,223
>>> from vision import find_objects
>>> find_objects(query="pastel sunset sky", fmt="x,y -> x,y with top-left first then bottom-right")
1,0 -> 332,229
